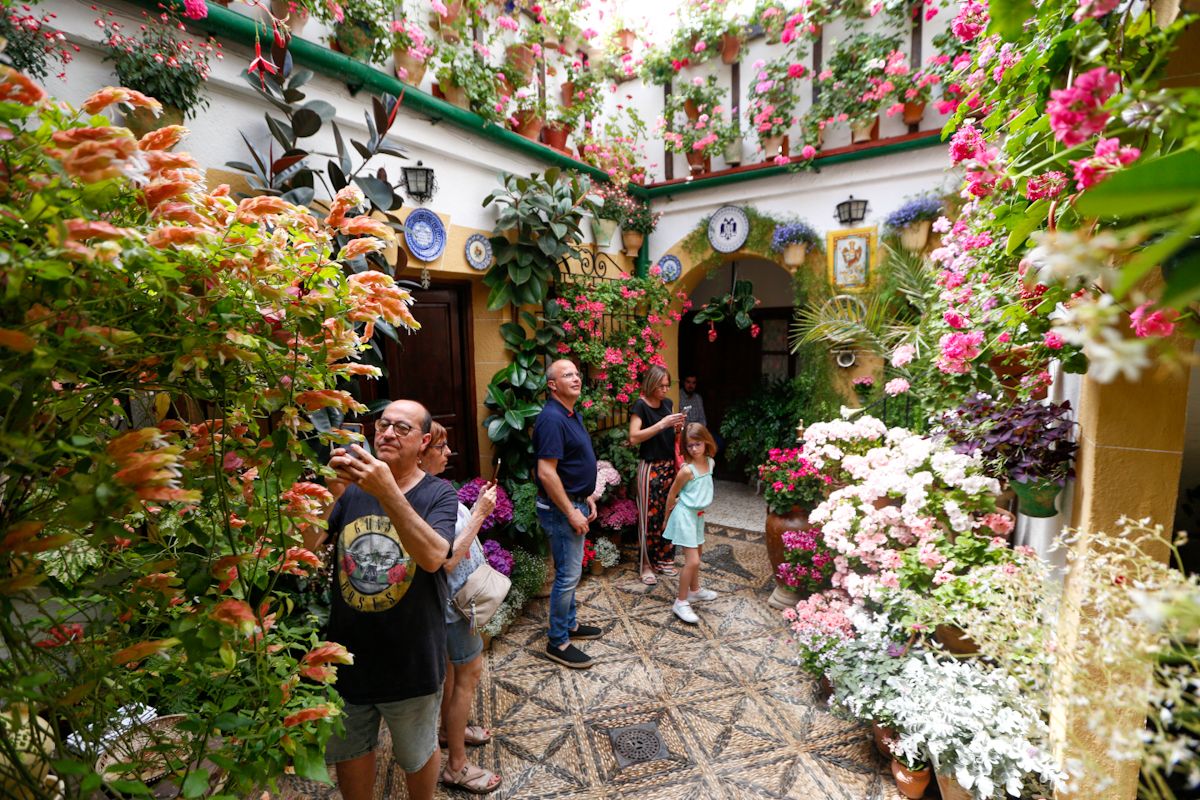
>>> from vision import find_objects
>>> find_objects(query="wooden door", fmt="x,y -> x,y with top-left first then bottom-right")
380,284 -> 477,483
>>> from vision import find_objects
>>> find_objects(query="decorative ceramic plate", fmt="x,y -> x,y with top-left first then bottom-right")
465,233 -> 493,270
656,254 -> 682,282
403,208 -> 446,262
707,205 -> 750,253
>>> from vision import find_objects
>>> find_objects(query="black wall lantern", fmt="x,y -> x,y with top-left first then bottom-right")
835,195 -> 869,226
401,160 -> 437,204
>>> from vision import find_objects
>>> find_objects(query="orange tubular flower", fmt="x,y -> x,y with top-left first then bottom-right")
152,201 -> 208,226
138,125 -> 189,151
110,638 -> 176,667
60,137 -> 140,183
324,186 -> 364,229
51,126 -> 129,147
236,195 -> 293,223
65,219 -> 136,242
338,236 -> 385,260
82,86 -> 161,115
211,598 -> 258,635
147,226 -> 210,249
144,150 -> 200,176
293,389 -> 367,414
282,704 -> 337,727
338,216 -> 395,241
143,179 -> 197,209
278,546 -> 322,575
299,641 -> 353,681
0,67 -> 47,105
0,329 -> 36,353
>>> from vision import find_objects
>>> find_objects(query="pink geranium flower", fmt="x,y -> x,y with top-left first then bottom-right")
1129,302 -> 1179,338
1046,67 -> 1120,146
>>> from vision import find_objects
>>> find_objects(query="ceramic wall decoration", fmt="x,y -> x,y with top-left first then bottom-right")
404,208 -> 447,262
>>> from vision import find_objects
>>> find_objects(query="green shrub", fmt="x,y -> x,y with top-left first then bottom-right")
510,547 -> 547,601
593,427 -> 638,485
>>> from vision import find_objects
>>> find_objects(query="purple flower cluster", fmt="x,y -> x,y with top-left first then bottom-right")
598,498 -> 638,530
482,539 -> 513,576
457,477 -> 514,531
776,528 -> 836,594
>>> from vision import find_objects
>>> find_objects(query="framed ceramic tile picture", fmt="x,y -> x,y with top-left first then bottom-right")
826,226 -> 878,293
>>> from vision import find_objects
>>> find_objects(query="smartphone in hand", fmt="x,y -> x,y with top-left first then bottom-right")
342,423 -> 370,460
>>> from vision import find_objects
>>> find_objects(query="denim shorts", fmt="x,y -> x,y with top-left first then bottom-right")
324,689 -> 442,772
446,616 -> 483,665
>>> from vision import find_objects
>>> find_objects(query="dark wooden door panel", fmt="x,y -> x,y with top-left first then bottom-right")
381,285 -> 477,482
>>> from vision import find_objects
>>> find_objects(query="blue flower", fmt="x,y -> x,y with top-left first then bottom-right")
884,195 -> 943,231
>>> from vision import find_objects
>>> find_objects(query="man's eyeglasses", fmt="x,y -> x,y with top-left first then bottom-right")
376,419 -> 416,436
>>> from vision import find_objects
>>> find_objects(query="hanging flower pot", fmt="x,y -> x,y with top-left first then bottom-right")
591,218 -> 618,247
934,624 -> 980,656
512,110 -> 544,141
123,104 -> 185,138
720,32 -> 742,64
269,0 -> 308,34
393,49 -> 427,85
685,150 -> 710,174
761,134 -> 789,161
332,18 -> 377,62
561,80 -> 576,107
899,219 -> 932,253
891,760 -> 931,800
724,135 -> 742,166
684,98 -> 701,121
935,771 -> 973,800
902,101 -> 926,126
850,116 -> 880,144
542,122 -> 571,151
1011,478 -> 1062,518
782,243 -> 808,267
615,28 -> 636,52
622,230 -> 645,257
506,43 -> 536,80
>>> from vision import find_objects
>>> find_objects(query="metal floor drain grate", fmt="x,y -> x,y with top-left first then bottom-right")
608,722 -> 668,768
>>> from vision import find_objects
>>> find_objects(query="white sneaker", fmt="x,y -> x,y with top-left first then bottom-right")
688,588 -> 717,603
672,599 -> 699,624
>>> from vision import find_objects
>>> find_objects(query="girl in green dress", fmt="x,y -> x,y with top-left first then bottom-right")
663,423 -> 719,624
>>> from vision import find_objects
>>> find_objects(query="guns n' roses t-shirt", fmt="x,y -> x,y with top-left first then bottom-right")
326,476 -> 458,704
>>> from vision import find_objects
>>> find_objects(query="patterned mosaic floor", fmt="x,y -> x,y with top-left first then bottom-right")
277,523 -> 898,799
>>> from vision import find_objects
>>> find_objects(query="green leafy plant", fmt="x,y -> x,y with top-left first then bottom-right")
300,0 -> 397,62
592,428 -> 638,485
720,374 -> 841,479
809,32 -> 903,129
694,278 -> 759,331
96,8 -> 219,118
509,546 -> 548,600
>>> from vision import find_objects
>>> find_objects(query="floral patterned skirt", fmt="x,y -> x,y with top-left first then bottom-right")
636,459 -> 676,569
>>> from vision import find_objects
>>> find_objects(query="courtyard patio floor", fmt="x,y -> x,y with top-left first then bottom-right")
277,481 -> 900,799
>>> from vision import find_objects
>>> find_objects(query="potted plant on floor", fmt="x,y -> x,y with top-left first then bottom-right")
758,447 -> 831,606
890,751 -> 931,799
594,537 -> 620,574
884,194 -> 944,252
785,592 -> 856,680
96,8 -> 219,132
771,220 -> 821,267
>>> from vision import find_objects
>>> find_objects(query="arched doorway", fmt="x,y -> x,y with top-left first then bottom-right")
679,257 -> 797,472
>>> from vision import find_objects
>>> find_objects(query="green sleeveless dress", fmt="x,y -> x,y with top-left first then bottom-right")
662,458 -> 714,548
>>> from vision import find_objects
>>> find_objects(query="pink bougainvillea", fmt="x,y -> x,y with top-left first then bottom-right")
1046,67 -> 1120,146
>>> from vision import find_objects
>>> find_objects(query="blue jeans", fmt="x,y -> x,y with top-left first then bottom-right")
537,498 -> 586,648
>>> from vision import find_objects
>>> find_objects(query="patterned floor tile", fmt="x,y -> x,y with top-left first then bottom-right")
273,512 -> 898,800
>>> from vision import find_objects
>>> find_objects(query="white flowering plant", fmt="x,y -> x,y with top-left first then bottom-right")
823,608 -> 916,726
886,653 -> 1064,799
594,536 -> 620,568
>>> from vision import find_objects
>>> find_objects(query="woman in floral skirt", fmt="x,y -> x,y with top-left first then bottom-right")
628,365 -> 688,585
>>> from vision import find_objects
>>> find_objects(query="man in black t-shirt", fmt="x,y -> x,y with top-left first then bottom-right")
533,359 -> 602,669
322,399 -> 458,800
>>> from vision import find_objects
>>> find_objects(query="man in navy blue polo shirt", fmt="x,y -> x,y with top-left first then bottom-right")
533,359 -> 602,668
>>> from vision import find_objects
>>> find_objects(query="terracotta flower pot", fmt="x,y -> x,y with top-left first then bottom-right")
902,101 -> 926,126
507,43 -> 536,80
934,624 -> 980,656
899,219 -> 931,253
761,134 -> 789,161
332,18 -> 377,62
988,348 -> 1049,401
1011,478 -> 1062,518
592,217 -> 619,247
561,80 -> 576,107
590,560 -> 604,576
269,0 -> 308,34
542,122 -> 571,151
513,110 -> 543,141
891,760 -> 931,799
871,722 -> 896,760
720,32 -> 742,64
936,771 -> 973,800
765,506 -> 810,581
767,582 -> 801,610
684,98 -> 701,121
685,150 -> 710,174
393,49 -> 427,85
437,82 -> 470,110
817,675 -> 833,700
615,28 -> 636,52
622,230 -> 644,257
850,116 -> 880,143
123,104 -> 185,138
782,242 -> 808,267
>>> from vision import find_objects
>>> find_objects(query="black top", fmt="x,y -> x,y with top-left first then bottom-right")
325,477 -> 458,704
631,397 -> 676,462
532,396 -> 597,497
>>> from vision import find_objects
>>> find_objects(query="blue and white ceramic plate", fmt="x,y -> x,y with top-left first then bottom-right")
657,254 -> 682,282
465,233 -> 493,271
708,205 -> 750,253
404,208 -> 446,262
